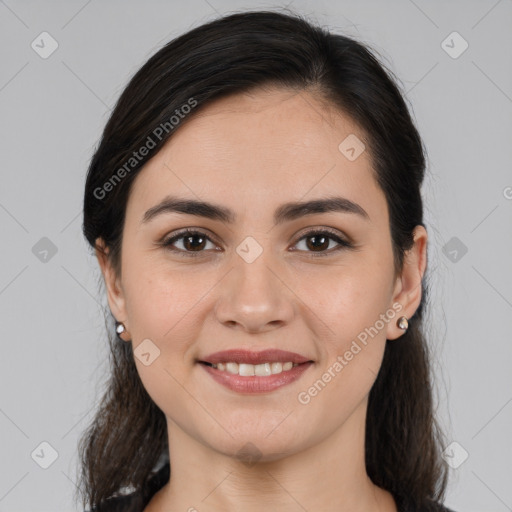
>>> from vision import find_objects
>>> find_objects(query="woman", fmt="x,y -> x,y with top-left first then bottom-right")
78,10 -> 455,512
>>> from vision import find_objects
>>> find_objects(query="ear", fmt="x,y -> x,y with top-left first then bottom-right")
95,238 -> 128,326
386,225 -> 428,340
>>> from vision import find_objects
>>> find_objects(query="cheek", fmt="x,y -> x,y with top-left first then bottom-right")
295,279 -> 392,424
298,260 -> 393,342
124,270 -> 203,419
297,261 -> 394,406
122,259 -> 199,341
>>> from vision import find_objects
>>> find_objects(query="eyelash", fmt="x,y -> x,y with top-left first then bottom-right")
160,228 -> 354,258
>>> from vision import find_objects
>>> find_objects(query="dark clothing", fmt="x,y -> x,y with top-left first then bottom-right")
88,462 -> 456,512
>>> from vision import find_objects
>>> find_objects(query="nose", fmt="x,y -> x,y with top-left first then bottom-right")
214,252 -> 295,334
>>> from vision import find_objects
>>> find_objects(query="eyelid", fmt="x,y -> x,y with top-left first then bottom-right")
159,228 -> 220,254
289,227 -> 354,257
293,226 -> 352,245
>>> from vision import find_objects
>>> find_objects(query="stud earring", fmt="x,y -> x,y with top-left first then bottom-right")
396,316 -> 409,332
115,321 -> 128,341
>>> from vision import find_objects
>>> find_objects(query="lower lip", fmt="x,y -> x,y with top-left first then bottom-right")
199,362 -> 314,393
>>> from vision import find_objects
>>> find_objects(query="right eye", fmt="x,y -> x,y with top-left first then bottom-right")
161,229 -> 219,257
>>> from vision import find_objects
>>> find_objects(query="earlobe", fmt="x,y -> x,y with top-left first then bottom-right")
94,238 -> 128,324
386,225 -> 428,340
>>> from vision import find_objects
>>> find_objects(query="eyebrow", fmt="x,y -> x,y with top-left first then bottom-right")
141,195 -> 370,225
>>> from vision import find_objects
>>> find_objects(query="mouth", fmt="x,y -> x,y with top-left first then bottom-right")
196,349 -> 314,393
198,360 -> 307,377
199,348 -> 313,366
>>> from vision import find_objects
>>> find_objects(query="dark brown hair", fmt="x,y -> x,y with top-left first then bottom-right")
78,9 -> 450,511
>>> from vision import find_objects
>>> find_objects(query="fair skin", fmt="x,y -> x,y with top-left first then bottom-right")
96,87 -> 427,512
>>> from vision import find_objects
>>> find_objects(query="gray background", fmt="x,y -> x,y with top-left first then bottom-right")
0,1 -> 511,511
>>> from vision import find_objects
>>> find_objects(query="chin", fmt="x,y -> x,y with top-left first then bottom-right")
204,427 -> 307,463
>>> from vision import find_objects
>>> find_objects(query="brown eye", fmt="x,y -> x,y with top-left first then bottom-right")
292,229 -> 353,256
181,233 -> 207,251
304,233 -> 330,251
162,230 -> 217,256
161,228 -> 353,258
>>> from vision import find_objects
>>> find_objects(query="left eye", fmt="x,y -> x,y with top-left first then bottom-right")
292,230 -> 352,255
161,229 -> 352,257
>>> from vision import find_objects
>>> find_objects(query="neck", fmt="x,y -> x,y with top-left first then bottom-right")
146,400 -> 397,512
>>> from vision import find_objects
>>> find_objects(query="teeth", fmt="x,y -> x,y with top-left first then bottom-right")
210,361 -> 299,376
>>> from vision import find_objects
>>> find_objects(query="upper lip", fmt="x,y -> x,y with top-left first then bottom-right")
199,349 -> 312,365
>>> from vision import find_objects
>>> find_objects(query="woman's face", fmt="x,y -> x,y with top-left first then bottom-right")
99,87 -> 426,461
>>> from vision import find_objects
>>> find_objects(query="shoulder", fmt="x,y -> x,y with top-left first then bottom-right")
422,500 -> 456,512
85,462 -> 170,512
415,502 -> 457,512
85,493 -> 143,512
426,505 -> 456,512
395,495 -> 457,512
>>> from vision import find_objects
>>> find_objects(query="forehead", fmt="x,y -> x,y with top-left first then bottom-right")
127,87 -> 386,224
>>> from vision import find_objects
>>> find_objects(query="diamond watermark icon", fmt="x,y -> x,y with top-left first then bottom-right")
31,441 -> 59,469
442,441 -> 469,469
31,31 -> 59,59
32,237 -> 58,263
441,31 -> 468,59
236,236 -> 263,264
235,442 -> 263,467
134,338 -> 161,366
442,237 -> 468,263
338,134 -> 366,161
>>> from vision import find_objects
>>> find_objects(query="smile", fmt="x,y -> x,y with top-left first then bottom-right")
199,361 -> 314,393
202,361 -> 300,376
